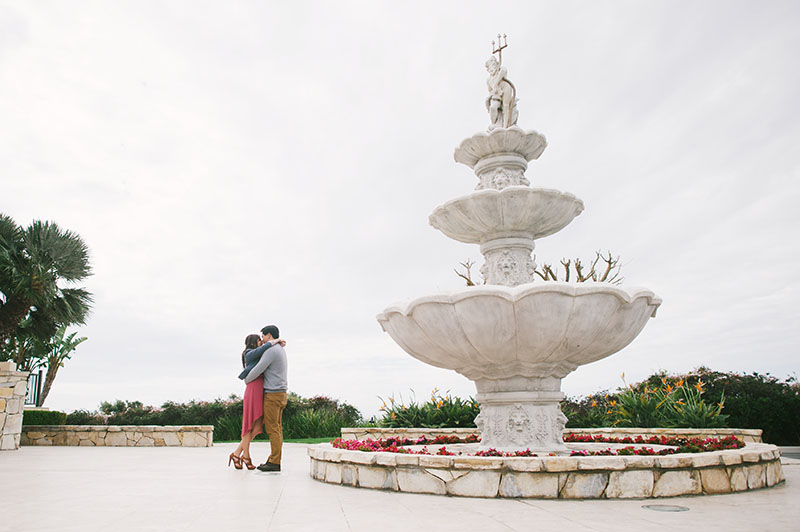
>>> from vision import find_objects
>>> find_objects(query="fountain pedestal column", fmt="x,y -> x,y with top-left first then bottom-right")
479,236 -> 536,287
473,376 -> 567,452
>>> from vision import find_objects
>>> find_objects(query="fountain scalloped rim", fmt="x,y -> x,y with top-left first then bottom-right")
378,282 -> 661,318
377,282 -> 662,381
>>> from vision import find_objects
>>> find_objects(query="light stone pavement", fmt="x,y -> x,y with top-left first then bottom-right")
1,443 -> 798,532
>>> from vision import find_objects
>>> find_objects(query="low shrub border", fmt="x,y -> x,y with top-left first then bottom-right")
21,409 -> 67,426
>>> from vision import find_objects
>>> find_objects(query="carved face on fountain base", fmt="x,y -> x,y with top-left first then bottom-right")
475,401 -> 568,453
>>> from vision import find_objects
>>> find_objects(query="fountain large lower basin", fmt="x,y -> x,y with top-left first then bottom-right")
378,283 -> 662,452
377,283 -> 662,381
308,428 -> 784,499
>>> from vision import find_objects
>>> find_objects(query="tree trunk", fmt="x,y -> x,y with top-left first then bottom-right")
13,339 -> 29,370
38,364 -> 59,407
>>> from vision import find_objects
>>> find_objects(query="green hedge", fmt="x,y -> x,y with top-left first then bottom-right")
52,393 -> 364,441
22,410 -> 67,426
65,410 -> 106,424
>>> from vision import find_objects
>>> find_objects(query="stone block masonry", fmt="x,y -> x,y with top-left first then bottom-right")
0,361 -> 30,451
309,441 -> 784,499
21,425 -> 213,447
321,427 -> 779,499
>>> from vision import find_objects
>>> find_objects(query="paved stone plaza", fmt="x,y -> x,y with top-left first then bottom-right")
1,443 -> 798,532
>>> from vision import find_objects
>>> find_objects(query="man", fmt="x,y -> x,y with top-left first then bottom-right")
244,324 -> 288,472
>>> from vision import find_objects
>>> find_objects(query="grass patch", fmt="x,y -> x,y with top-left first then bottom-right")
286,437 -> 333,444
214,437 -> 332,444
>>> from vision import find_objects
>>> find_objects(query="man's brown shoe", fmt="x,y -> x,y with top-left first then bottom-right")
257,462 -> 281,472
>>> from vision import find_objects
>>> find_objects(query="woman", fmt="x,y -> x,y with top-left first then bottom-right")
229,333 -> 284,470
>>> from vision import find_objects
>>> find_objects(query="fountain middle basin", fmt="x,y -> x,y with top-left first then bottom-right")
377,282 -> 662,451
428,186 -> 585,244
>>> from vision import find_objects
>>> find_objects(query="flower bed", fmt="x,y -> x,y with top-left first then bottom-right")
340,426 -> 764,443
311,429 -> 783,499
331,433 -> 745,458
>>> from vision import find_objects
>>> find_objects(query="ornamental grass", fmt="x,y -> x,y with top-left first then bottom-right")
377,389 -> 480,428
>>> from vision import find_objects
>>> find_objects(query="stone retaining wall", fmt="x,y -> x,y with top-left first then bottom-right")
563,427 -> 763,443
308,441 -> 784,499
0,361 -> 29,451
340,427 -> 764,443
21,425 -> 213,447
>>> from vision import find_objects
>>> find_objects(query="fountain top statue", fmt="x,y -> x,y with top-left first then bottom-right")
485,34 -> 518,130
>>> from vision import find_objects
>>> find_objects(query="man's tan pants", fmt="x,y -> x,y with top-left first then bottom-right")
262,391 -> 288,465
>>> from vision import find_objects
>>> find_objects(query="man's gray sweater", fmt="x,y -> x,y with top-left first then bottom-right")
243,343 -> 288,393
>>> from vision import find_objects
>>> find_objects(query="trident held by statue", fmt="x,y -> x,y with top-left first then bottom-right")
492,33 -> 508,65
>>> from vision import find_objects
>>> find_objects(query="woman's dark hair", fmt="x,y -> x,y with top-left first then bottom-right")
242,334 -> 261,368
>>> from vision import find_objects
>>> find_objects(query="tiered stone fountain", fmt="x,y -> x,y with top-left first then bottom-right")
376,49 -> 662,453
309,48 -> 785,498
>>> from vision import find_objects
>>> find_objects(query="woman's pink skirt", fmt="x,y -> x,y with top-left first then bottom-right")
241,378 -> 264,437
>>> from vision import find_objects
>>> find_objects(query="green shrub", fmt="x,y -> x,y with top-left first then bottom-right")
377,389 -> 480,428
610,385 -> 668,428
563,375 -> 727,430
213,413 -> 243,441
22,409 -> 66,425
100,400 -> 159,425
60,393 -> 363,440
65,409 -> 106,425
561,369 -> 798,445
563,392 -> 612,428
639,368 -> 800,445
662,381 -> 728,428
282,394 -> 363,438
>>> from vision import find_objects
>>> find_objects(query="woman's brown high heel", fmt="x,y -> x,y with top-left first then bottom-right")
228,453 -> 243,470
241,456 -> 256,470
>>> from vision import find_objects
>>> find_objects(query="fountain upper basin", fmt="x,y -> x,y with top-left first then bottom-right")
429,187 -> 584,244
377,282 -> 661,381
454,126 -> 547,168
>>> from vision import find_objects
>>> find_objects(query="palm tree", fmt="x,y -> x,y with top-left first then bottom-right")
0,213 -> 93,368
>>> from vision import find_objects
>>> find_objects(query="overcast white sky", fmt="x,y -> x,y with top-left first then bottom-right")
2,1 -> 798,419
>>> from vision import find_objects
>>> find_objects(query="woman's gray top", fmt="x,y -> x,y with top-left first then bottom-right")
238,341 -> 274,380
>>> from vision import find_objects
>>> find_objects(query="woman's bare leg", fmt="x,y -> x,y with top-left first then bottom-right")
233,439 -> 245,457
241,417 -> 263,460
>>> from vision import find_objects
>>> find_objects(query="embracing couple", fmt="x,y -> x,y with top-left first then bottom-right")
229,325 -> 288,472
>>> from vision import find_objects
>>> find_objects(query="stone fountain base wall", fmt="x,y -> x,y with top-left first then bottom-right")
340,427 -> 764,444
21,425 -> 213,447
308,441 -> 783,499
321,427 -> 777,498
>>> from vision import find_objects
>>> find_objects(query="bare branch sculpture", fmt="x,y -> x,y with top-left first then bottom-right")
454,259 -> 479,286
536,251 -> 624,285
455,251 -> 623,286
